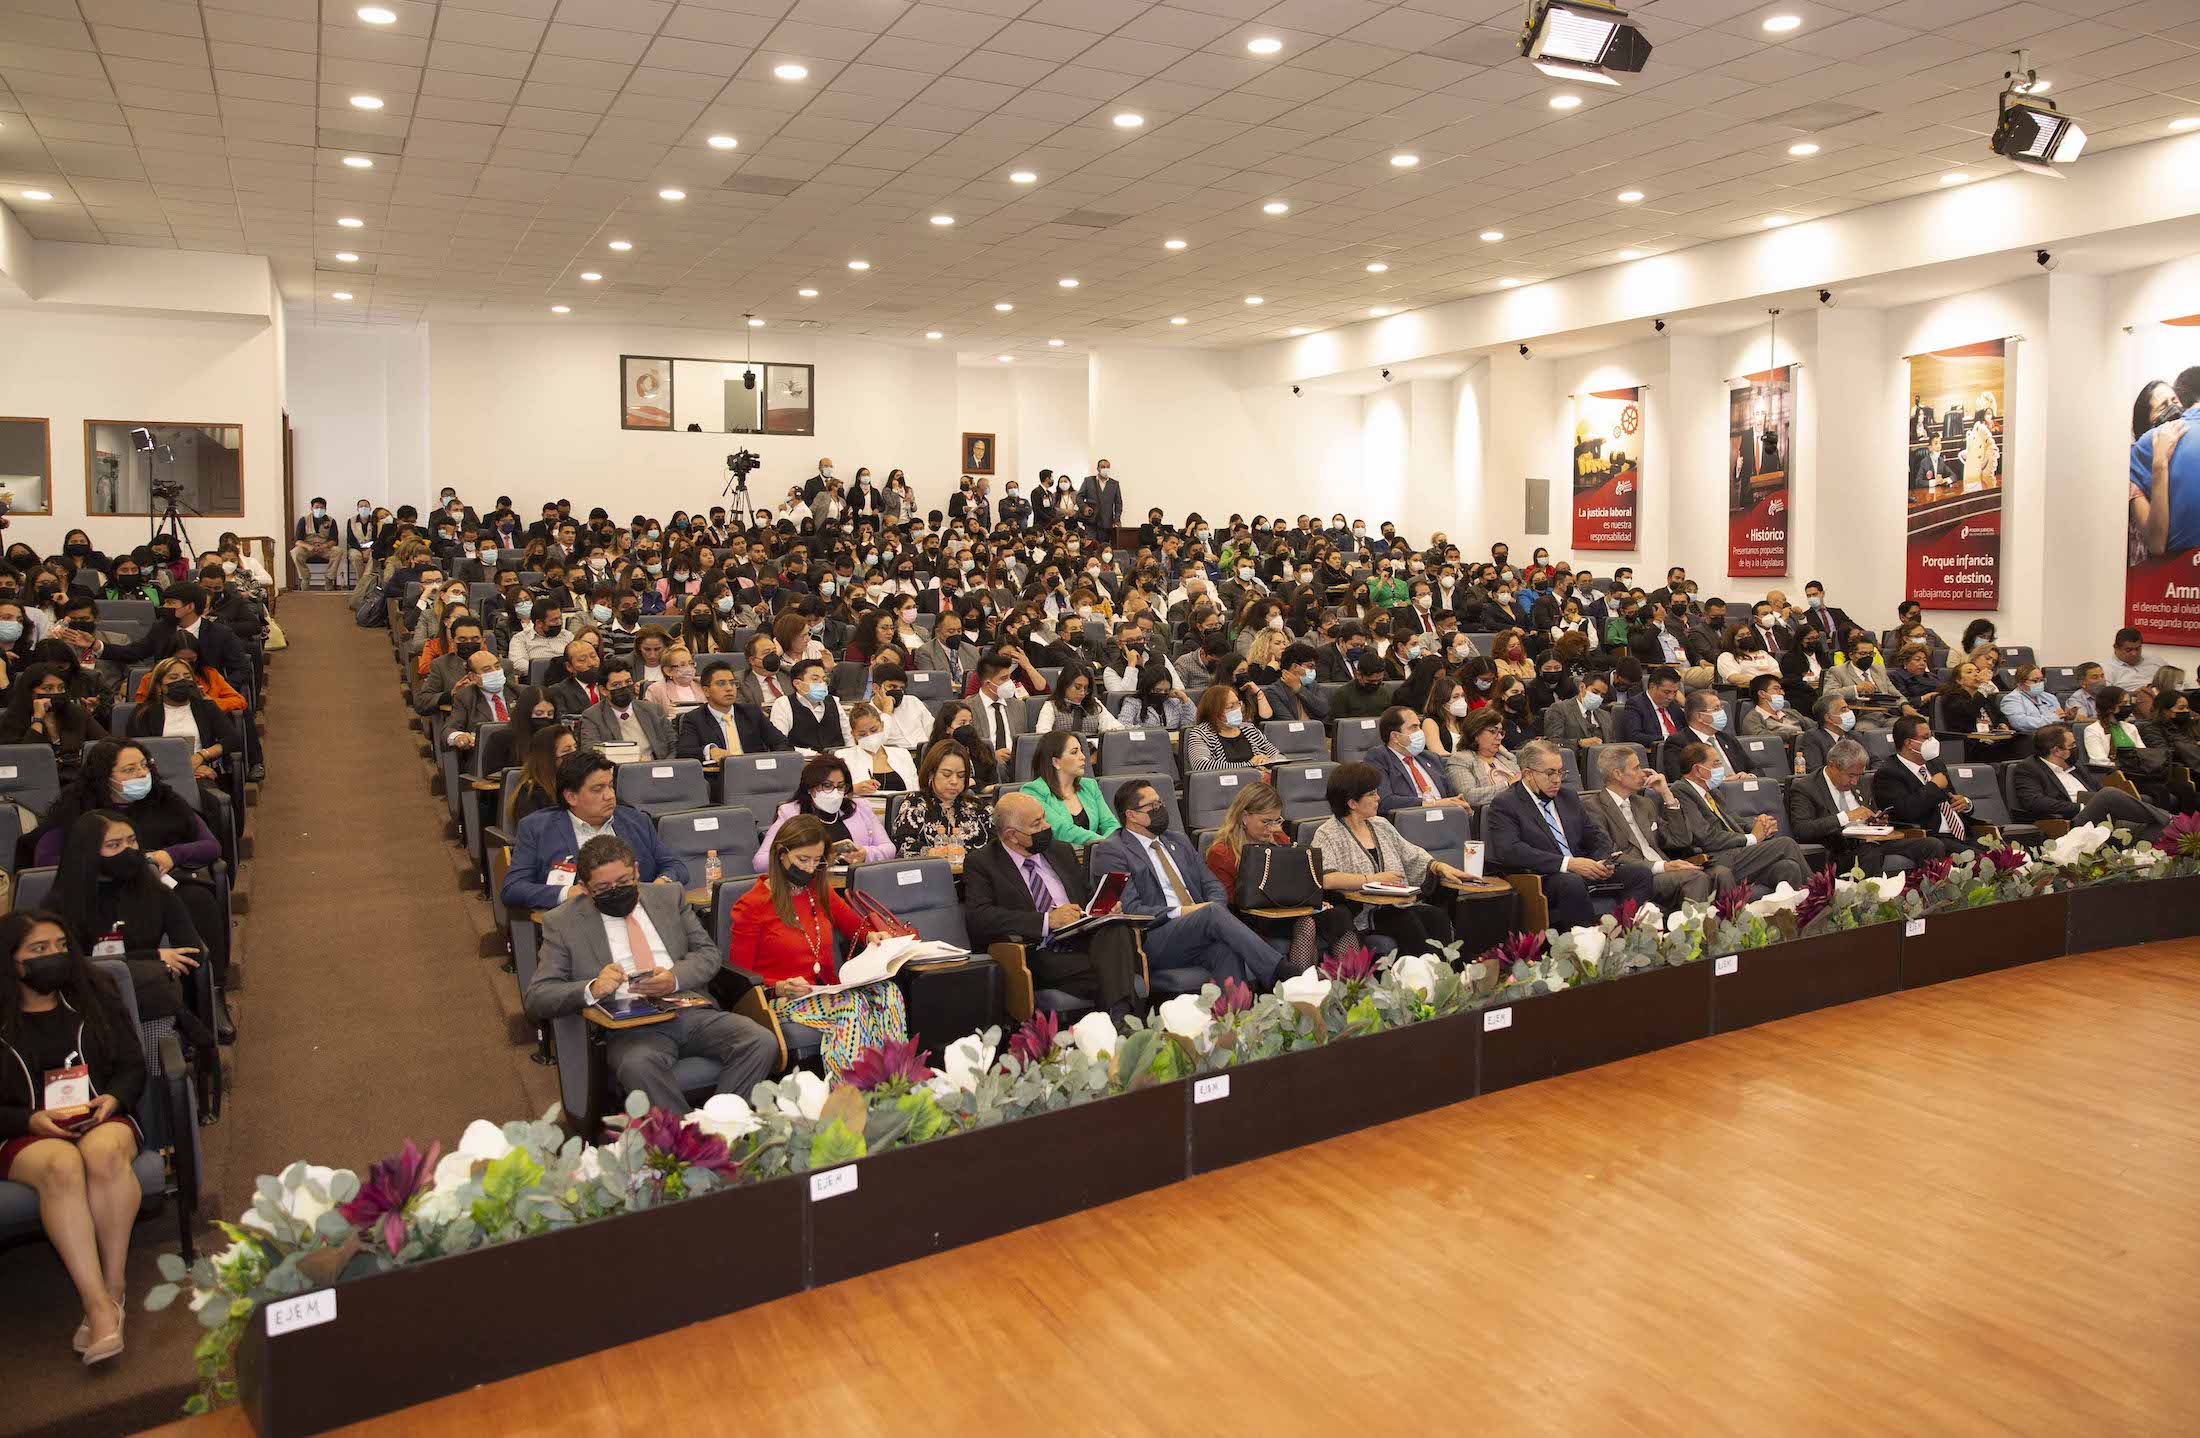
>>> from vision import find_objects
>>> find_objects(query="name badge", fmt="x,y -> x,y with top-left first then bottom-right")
548,859 -> 577,889
43,1061 -> 92,1115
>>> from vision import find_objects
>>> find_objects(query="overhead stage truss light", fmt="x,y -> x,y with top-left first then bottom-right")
1520,1 -> 1652,87
1992,50 -> 2086,177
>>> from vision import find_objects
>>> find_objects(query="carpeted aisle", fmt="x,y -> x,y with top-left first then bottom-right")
0,594 -> 547,1438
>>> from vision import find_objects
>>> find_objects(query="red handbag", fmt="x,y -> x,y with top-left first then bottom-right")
845,888 -> 918,940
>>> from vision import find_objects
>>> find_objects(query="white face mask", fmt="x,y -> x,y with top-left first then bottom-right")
1447,696 -> 1469,717
1222,707 -> 1243,727
857,732 -> 885,753
1266,614 -> 1284,631
812,787 -> 845,815
1915,736 -> 1941,762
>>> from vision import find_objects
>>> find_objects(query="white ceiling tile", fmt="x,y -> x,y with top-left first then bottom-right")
553,0 -> 675,34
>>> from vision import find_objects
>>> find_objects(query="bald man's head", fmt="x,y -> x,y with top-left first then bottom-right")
994,792 -> 1047,854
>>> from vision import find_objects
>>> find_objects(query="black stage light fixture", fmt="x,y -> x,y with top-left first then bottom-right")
1520,1 -> 1652,87
1992,53 -> 2086,177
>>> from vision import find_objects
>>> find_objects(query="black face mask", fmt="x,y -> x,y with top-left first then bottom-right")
1139,804 -> 1171,834
455,640 -> 483,657
100,851 -> 144,883
759,653 -> 782,673
569,667 -> 599,683
687,613 -> 710,628
951,723 -> 981,750
115,573 -> 139,585
591,883 -> 640,918
606,685 -> 636,707
782,862 -> 818,888
1356,676 -> 1383,690
163,680 -> 196,704
19,953 -> 72,994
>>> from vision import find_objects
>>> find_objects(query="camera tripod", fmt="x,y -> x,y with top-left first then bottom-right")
721,474 -> 762,529
152,488 -> 201,561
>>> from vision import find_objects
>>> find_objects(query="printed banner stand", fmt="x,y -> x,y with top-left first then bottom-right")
1728,366 -> 1792,577
2125,314 -> 2200,644
1572,387 -> 1642,550
1903,339 -> 2008,611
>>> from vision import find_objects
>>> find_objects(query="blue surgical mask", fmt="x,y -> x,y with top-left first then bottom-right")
1223,707 -> 1243,727
1708,709 -> 1728,731
591,604 -> 613,624
805,681 -> 829,704
1768,694 -> 1786,711
1405,730 -> 1427,755
715,595 -> 736,614
1839,710 -> 1856,731
480,670 -> 506,694
646,563 -> 662,575
514,600 -> 533,620
1707,765 -> 1729,788
120,774 -> 154,803
1581,689 -> 1603,712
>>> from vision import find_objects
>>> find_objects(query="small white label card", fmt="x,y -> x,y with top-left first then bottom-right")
1905,918 -> 1926,937
1193,1074 -> 1230,1104
1714,955 -> 1738,976
809,1165 -> 859,1201
265,1291 -> 338,1336
1483,1007 -> 1513,1032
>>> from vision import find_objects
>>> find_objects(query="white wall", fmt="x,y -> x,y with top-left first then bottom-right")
1012,366 -> 1090,487
285,322 -> 432,520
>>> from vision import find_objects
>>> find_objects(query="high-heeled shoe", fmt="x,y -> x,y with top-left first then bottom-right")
74,1289 -> 123,1354
80,1299 -> 125,1365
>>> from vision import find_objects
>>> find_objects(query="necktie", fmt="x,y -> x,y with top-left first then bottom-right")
719,708 -> 742,755
1020,854 -> 1050,910
1657,705 -> 1674,739
490,694 -> 506,722
1537,796 -> 1572,861
992,700 -> 1008,746
1405,752 -> 1437,800
1150,837 -> 1195,912
1705,787 -> 1739,834
624,911 -> 661,973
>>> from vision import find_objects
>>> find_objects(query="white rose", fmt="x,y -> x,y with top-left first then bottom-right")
1865,873 -> 1905,904
1071,1011 -> 1118,1061
1746,882 -> 1808,919
932,1034 -> 998,1094
428,1118 -> 520,1195
1277,970 -> 1332,1008
1570,927 -> 1607,967
1156,994 -> 1213,1049
2131,847 -> 2162,868
686,1093 -> 762,1143
240,1163 -> 343,1237
776,1070 -> 830,1122
1391,953 -> 1443,999
1633,903 -> 1662,932
1666,906 -> 1702,932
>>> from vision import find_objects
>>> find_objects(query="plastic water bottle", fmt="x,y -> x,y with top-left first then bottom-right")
705,849 -> 722,885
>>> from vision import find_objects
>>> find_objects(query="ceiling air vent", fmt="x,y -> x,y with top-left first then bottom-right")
1054,209 -> 1130,229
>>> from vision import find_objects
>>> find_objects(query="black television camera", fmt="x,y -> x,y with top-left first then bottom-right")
725,448 -> 761,490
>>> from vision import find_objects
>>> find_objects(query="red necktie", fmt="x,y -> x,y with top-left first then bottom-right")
491,694 -> 507,722
1657,706 -> 1674,738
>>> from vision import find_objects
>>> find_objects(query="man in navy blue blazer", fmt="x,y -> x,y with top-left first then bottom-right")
1483,739 -> 1652,929
1367,706 -> 1470,817
500,751 -> 690,912
1089,780 -> 1282,988
1615,665 -> 1687,748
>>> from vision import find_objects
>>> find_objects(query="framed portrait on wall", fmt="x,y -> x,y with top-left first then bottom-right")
0,418 -> 53,515
962,431 -> 995,475
621,356 -> 673,430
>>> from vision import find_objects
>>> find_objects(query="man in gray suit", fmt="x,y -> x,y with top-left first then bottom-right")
1585,744 -> 1714,901
525,835 -> 776,1116
906,611 -> 977,693
575,655 -> 678,759
1542,671 -> 1615,748
1663,741 -> 1812,891
444,647 -> 521,752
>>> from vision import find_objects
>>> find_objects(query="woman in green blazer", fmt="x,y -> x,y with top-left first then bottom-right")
1018,730 -> 1120,846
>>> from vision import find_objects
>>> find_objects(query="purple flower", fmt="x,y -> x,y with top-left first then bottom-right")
339,1139 -> 441,1257
841,1036 -> 936,1094
1918,855 -> 1955,889
1713,883 -> 1752,923
1794,865 -> 1839,930
1319,938 -> 1376,984
2161,811 -> 2200,859
1006,1010 -> 1061,1069
635,1107 -> 740,1181
1482,930 -> 1546,977
1212,976 -> 1254,1017
1983,845 -> 2030,874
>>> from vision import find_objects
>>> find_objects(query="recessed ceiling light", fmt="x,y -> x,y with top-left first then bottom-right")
1498,277 -> 1521,288
748,317 -> 765,327
1763,214 -> 1791,227
1169,316 -> 1187,325
1763,15 -> 1802,33
332,291 -> 353,300
335,251 -> 358,262
337,216 -> 364,227
550,304 -> 570,314
1112,112 -> 1143,128
1368,307 -> 1391,317
997,354 -> 1013,362
994,302 -> 1013,311
1164,239 -> 1188,251
342,155 -> 374,169
1365,262 -> 1389,273
357,5 -> 395,23
1390,153 -> 1419,167
1618,248 -> 1643,259
2170,117 -> 2200,132
1480,230 -> 1504,242
1047,338 -> 1064,347
1940,172 -> 1970,185
1617,190 -> 1644,203
797,287 -> 818,297
1549,94 -> 1581,110
847,259 -> 870,270
707,134 -> 738,150
774,63 -> 808,80
925,330 -> 943,339
1287,327 -> 1309,336
1788,142 -> 1820,156
1058,277 -> 1079,288
929,214 -> 955,226
608,239 -> 632,250
1009,170 -> 1037,183
349,94 -> 382,109
580,271 -> 601,282
658,188 -> 684,201
1246,36 -> 1282,56
21,189 -> 52,201
1244,295 -> 1264,305
1262,200 -> 1289,215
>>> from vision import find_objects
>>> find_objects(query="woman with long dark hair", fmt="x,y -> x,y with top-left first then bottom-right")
0,662 -> 111,784
507,719 -> 576,829
52,811 -> 214,1051
123,655 -> 240,788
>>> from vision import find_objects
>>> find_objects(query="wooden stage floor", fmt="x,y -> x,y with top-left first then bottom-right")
154,941 -> 2200,1438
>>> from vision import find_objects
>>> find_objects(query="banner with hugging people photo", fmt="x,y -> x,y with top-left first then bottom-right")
2125,315 -> 2200,645
1571,387 -> 1642,550
1903,339 -> 2007,610
1727,367 -> 1791,577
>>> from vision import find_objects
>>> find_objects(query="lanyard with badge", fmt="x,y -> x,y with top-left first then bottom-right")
92,923 -> 127,959
45,1047 -> 95,1127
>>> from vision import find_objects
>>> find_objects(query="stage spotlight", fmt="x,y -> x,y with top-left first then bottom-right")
1992,56 -> 2086,176
1520,1 -> 1652,87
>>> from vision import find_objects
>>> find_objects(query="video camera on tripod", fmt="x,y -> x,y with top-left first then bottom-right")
725,448 -> 761,488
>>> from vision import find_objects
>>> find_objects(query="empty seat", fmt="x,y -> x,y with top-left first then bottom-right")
1334,717 -> 1382,764
1274,761 -> 1337,822
657,806 -> 760,877
846,858 -> 968,947
0,744 -> 60,819
717,752 -> 798,821
1261,718 -> 1328,760
617,759 -> 711,816
1185,767 -> 1263,833
2041,666 -> 2084,699
1946,761 -> 2039,841
904,670 -> 951,706
1736,735 -> 1790,780
1392,804 -> 1471,867
1098,726 -> 1174,776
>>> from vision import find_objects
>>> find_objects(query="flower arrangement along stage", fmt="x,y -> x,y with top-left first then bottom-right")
152,823 -> 2200,1418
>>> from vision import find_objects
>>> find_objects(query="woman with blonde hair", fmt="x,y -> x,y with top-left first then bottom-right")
644,643 -> 708,708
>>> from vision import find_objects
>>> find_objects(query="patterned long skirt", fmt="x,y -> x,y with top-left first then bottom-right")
774,981 -> 908,1077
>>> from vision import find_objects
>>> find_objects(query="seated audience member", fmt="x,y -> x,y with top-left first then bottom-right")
1306,761 -> 1472,951
1616,666 -> 1686,747
501,751 -> 689,911
1541,669 -> 1612,747
1183,683 -> 1281,772
1873,716 -> 1987,854
1823,634 -> 1900,717
2012,723 -> 2169,840
506,599 -> 570,669
1483,739 -> 1654,928
1997,662 -> 2071,734
1090,780 -> 1281,988
1933,660 -> 2024,761
1368,704 -> 1467,815
1020,729 -> 1119,847
836,702 -> 917,795
1115,663 -> 1196,730
1662,741 -> 1812,891
0,911 -> 144,1366
1584,744 -> 1714,902
770,656 -> 849,754
673,660 -> 789,760
575,656 -> 677,760
2081,687 -> 2197,813
123,656 -> 240,784
527,835 -> 778,1108
1889,644 -> 1940,706
926,699 -> 1002,790
136,637 -> 246,719
724,815 -> 907,1077
1265,643 -> 1330,723
1446,708 -> 1522,805
964,792 -> 1142,1015
867,663 -> 934,750
1205,781 -> 1356,967
53,810 -> 216,1052
1658,688 -> 1746,781
547,638 -> 604,715
1787,738 -> 1947,875
1739,675 -> 1805,741
2101,626 -> 2156,692
1798,695 -> 1861,771
441,648 -> 517,753
891,741 -> 994,859
644,642 -> 708,710
1329,648 -> 1395,721
1032,665 -> 1123,737
753,754 -> 895,872
0,662 -> 111,784
508,722 -> 577,828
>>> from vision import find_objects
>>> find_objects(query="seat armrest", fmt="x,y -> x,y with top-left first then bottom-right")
1502,873 -> 1549,934
484,826 -> 511,851
732,986 -> 787,1074
986,942 -> 1035,1021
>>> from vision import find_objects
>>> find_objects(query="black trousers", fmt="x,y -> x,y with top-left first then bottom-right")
1363,899 -> 1453,954
1031,925 -> 1141,1015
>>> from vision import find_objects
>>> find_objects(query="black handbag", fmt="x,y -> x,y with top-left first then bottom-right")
1234,842 -> 1320,909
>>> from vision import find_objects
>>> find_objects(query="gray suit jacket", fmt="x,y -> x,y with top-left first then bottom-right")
1584,787 -> 1687,865
524,883 -> 719,1020
447,680 -> 521,743
733,670 -> 785,711
575,697 -> 678,759
1542,697 -> 1613,745
1665,781 -> 1753,857
908,637 -> 977,681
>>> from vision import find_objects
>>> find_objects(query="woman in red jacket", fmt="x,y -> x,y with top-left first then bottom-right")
723,815 -> 903,1077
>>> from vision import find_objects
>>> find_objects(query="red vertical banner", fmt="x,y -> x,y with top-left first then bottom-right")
1903,340 -> 2006,610
2125,314 -> 2200,643
1572,387 -> 1641,550
1727,366 -> 1791,577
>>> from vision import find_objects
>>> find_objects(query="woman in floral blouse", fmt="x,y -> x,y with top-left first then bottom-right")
890,741 -> 995,860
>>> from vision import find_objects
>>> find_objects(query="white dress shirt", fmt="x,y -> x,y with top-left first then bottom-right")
1134,830 -> 1192,918
601,907 -> 669,975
